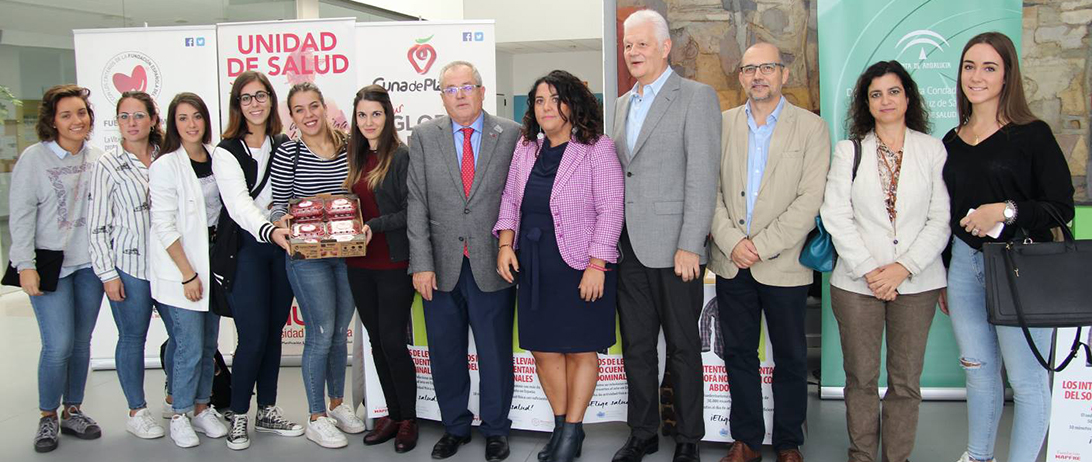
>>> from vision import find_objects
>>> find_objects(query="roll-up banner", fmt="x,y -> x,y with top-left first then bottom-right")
355,20 -> 497,140
816,0 -> 1023,398
73,25 -> 232,370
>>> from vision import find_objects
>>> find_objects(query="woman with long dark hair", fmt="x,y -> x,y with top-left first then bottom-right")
11,84 -> 104,453
943,32 -> 1073,462
211,70 -> 301,450
149,92 -> 229,448
820,60 -> 950,462
344,84 -> 418,452
494,70 -> 624,462
88,90 -> 174,440
269,82 -> 366,449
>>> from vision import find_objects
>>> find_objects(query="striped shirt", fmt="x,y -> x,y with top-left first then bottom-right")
88,146 -> 153,281
269,139 -> 349,222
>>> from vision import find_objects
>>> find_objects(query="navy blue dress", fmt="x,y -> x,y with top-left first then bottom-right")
517,141 -> 617,353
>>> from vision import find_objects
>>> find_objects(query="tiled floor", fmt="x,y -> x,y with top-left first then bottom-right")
0,291 -> 1040,462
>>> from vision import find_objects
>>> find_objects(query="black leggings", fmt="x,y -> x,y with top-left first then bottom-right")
347,266 -> 417,421
228,231 -> 294,414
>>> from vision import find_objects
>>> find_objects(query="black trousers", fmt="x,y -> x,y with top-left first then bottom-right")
616,231 -> 706,443
423,257 -> 516,437
716,270 -> 809,451
347,266 -> 418,421
227,231 -> 294,414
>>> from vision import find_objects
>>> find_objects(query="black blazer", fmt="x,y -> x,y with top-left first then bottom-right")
360,144 -> 410,263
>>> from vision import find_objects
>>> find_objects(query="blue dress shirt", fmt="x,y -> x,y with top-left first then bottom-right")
451,112 -> 485,167
625,67 -> 674,157
744,96 -> 786,233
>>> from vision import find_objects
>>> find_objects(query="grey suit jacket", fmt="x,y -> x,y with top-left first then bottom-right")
406,112 -> 521,292
613,70 -> 722,268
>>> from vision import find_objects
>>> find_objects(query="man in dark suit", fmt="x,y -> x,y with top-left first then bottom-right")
611,9 -> 722,462
406,60 -> 521,462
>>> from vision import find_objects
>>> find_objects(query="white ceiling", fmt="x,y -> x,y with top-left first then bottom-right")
496,38 -> 601,54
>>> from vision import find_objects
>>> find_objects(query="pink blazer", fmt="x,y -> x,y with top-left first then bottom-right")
493,135 -> 624,270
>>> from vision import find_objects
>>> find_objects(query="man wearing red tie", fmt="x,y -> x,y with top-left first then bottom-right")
406,60 -> 521,462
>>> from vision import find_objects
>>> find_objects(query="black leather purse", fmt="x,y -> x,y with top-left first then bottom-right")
983,203 -> 1092,371
2,249 -> 64,292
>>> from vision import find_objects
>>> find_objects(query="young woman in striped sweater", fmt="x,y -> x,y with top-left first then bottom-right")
269,82 -> 369,449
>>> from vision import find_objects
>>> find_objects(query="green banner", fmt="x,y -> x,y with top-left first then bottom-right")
816,0 -> 1023,395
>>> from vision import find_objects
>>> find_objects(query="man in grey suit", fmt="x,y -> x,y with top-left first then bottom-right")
611,9 -> 722,462
406,60 -> 521,462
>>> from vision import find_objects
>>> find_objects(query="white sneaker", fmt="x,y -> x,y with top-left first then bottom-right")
226,415 -> 250,450
161,399 -> 173,419
305,416 -> 348,449
192,408 -> 228,438
327,403 -> 365,434
957,452 -> 995,462
170,415 -> 200,448
126,408 -> 165,439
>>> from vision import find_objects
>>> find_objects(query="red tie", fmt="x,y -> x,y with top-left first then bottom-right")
460,127 -> 475,256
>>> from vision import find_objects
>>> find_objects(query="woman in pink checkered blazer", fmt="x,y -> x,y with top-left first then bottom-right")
492,70 -> 624,462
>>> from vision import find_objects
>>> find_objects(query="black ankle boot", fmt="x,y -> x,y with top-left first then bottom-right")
549,421 -> 584,462
538,415 -> 565,461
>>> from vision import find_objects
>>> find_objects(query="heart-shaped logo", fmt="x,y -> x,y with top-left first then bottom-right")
112,66 -> 147,93
407,35 -> 437,75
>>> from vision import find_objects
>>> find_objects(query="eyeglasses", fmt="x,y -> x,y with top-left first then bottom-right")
441,85 -> 482,96
740,63 -> 784,76
116,112 -> 148,122
238,91 -> 270,105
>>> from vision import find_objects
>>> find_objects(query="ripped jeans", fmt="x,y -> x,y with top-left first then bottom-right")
947,238 -> 1052,462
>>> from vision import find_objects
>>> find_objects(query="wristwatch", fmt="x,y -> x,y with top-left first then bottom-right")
1003,200 -> 1017,226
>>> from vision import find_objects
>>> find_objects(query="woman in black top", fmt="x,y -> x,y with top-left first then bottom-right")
941,32 -> 1073,462
344,85 -> 418,452
212,71 -> 302,450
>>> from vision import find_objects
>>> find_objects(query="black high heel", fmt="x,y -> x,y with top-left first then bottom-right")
538,415 -> 565,461
549,421 -> 584,462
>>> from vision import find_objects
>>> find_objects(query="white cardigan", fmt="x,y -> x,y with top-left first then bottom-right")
819,129 -> 950,296
148,145 -> 215,312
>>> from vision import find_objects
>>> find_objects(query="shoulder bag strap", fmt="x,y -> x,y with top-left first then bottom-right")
851,138 -> 862,182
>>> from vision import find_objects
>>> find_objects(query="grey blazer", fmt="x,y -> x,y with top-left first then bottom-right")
613,70 -> 722,268
406,112 -> 521,292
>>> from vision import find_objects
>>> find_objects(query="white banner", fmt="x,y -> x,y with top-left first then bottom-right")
1047,327 -> 1092,461
74,25 -> 222,157
355,21 -> 497,141
362,280 -> 776,443
217,18 -> 357,140
74,25 -> 230,370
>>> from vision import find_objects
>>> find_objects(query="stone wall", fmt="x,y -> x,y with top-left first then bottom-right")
617,0 -> 1092,201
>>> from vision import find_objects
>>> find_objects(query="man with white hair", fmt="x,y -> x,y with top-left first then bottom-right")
611,8 -> 721,462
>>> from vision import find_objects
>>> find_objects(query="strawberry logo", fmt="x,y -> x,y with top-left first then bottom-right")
407,35 -> 437,75
112,65 -> 148,93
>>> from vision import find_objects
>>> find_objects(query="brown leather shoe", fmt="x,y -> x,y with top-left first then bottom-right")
776,448 -> 803,462
394,419 -> 418,453
720,441 -> 762,462
363,416 -> 398,445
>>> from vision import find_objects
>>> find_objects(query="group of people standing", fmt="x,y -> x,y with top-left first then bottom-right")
9,7 -> 1074,462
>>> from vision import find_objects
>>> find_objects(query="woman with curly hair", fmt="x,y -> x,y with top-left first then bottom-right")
819,60 -> 950,462
493,70 -> 624,462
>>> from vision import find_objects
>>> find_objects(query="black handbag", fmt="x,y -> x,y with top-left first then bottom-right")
983,203 -> 1092,371
1,249 -> 64,292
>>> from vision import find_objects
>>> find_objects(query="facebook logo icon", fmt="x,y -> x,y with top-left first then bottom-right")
184,37 -> 206,47
462,32 -> 484,42
462,32 -> 473,42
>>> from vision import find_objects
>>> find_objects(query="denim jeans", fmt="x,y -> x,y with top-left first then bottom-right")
30,267 -> 104,412
108,269 -> 168,410
285,257 -> 355,415
164,304 -> 220,414
948,238 -> 1052,461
